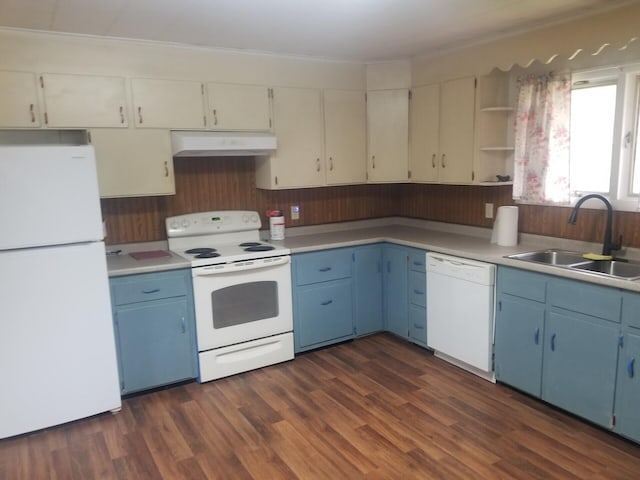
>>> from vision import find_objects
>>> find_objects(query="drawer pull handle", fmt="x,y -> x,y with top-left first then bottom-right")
413,261 -> 423,267
550,333 -> 556,351
181,316 -> 186,334
628,358 -> 635,378
318,267 -> 332,272
413,323 -> 424,330
413,289 -> 424,295
142,288 -> 160,294
320,300 -> 333,306
534,328 -> 540,345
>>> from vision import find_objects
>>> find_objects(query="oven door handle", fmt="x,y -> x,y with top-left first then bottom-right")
193,256 -> 291,276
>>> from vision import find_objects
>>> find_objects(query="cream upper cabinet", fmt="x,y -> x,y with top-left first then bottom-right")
409,83 -> 440,182
131,78 -> 206,129
0,71 -> 40,127
256,87 -> 324,189
89,128 -> 174,198
40,73 -> 127,128
366,89 -> 409,183
410,77 -> 475,184
206,83 -> 271,131
324,89 -> 366,185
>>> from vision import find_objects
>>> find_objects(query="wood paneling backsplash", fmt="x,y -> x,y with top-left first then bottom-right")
101,159 -> 640,249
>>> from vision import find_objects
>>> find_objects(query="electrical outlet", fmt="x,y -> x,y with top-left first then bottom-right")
291,205 -> 300,220
485,203 -> 494,219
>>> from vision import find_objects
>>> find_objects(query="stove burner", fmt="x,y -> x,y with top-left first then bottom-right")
185,247 -> 217,255
195,252 -> 221,258
239,242 -> 262,247
244,245 -> 275,252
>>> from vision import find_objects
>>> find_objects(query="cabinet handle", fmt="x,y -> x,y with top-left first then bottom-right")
628,358 -> 635,378
316,158 -> 321,172
29,104 -> 35,123
372,155 -> 376,168
318,267 -> 332,272
534,328 -> 540,345
431,153 -> 436,168
119,106 -> 125,124
441,153 -> 446,168
142,288 -> 160,294
320,299 -> 333,306
329,157 -> 334,171
181,316 -> 186,334
550,333 -> 556,351
137,106 -> 143,124
164,161 -> 169,177
413,289 -> 424,295
213,109 -> 218,126
413,261 -> 423,267
413,323 -> 424,330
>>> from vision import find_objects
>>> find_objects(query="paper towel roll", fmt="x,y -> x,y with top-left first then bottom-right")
491,206 -> 519,246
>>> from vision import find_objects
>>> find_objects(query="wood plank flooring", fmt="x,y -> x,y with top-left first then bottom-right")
2,333 -> 640,479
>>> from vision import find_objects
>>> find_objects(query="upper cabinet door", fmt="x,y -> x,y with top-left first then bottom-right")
0,71 -> 40,127
324,89 -> 366,185
410,83 -> 440,182
206,83 -> 271,131
366,89 -> 409,183
131,78 -> 205,129
41,73 -> 127,128
439,76 -> 475,184
266,87 -> 324,188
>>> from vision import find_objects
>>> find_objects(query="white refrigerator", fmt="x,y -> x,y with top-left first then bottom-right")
0,144 -> 121,439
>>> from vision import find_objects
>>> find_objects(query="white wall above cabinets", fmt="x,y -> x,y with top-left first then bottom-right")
40,73 -> 128,128
89,128 -> 175,198
323,89 -> 367,185
366,89 -> 409,183
206,83 -> 271,131
131,78 -> 206,129
410,77 -> 475,184
0,71 -> 40,127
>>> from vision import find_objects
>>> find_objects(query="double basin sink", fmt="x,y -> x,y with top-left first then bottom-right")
506,249 -> 640,280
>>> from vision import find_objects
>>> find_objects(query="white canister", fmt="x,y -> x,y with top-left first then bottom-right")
269,215 -> 285,240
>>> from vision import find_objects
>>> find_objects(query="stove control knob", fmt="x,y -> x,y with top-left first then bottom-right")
250,214 -> 259,223
181,219 -> 190,229
169,221 -> 179,231
242,214 -> 249,223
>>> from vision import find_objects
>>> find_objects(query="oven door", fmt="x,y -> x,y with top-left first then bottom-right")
192,256 -> 292,350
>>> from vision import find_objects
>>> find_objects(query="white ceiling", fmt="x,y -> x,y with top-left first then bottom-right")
0,0 -> 636,61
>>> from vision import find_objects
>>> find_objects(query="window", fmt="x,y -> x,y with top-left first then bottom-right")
569,65 -> 640,211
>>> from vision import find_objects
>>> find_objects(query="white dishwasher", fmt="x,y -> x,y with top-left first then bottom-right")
426,252 -> 496,382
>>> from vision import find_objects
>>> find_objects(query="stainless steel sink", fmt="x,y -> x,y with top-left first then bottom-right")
506,249 -> 640,280
571,260 -> 640,280
506,249 -> 587,266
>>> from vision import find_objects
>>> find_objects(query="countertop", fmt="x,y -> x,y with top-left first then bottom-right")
106,217 -> 640,292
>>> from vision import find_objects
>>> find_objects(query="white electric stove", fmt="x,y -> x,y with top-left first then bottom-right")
166,210 -> 293,382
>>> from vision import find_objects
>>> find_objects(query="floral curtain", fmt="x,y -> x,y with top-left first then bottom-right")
513,73 -> 571,204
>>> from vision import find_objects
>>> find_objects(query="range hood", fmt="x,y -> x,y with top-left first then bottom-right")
171,131 -> 277,157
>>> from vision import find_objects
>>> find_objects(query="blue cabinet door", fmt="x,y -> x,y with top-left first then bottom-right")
543,310 -> 618,428
114,298 -> 197,394
353,245 -> 383,336
383,245 -> 408,338
615,331 -> 640,442
494,295 -> 545,397
294,278 -> 354,351
408,304 -> 427,346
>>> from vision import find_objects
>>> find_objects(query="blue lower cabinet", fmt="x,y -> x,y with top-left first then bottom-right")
408,304 -> 427,346
615,331 -> 640,441
494,295 -> 545,397
542,310 -> 619,428
110,269 -> 197,395
353,245 -> 384,336
383,245 -> 409,338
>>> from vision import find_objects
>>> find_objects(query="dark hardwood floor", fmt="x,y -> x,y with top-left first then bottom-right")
2,333 -> 640,479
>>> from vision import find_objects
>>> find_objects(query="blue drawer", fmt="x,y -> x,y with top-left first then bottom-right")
111,270 -> 188,305
294,249 -> 352,285
408,249 -> 427,273
622,291 -> 640,329
498,267 -> 547,303
408,270 -> 426,307
549,278 -> 621,323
